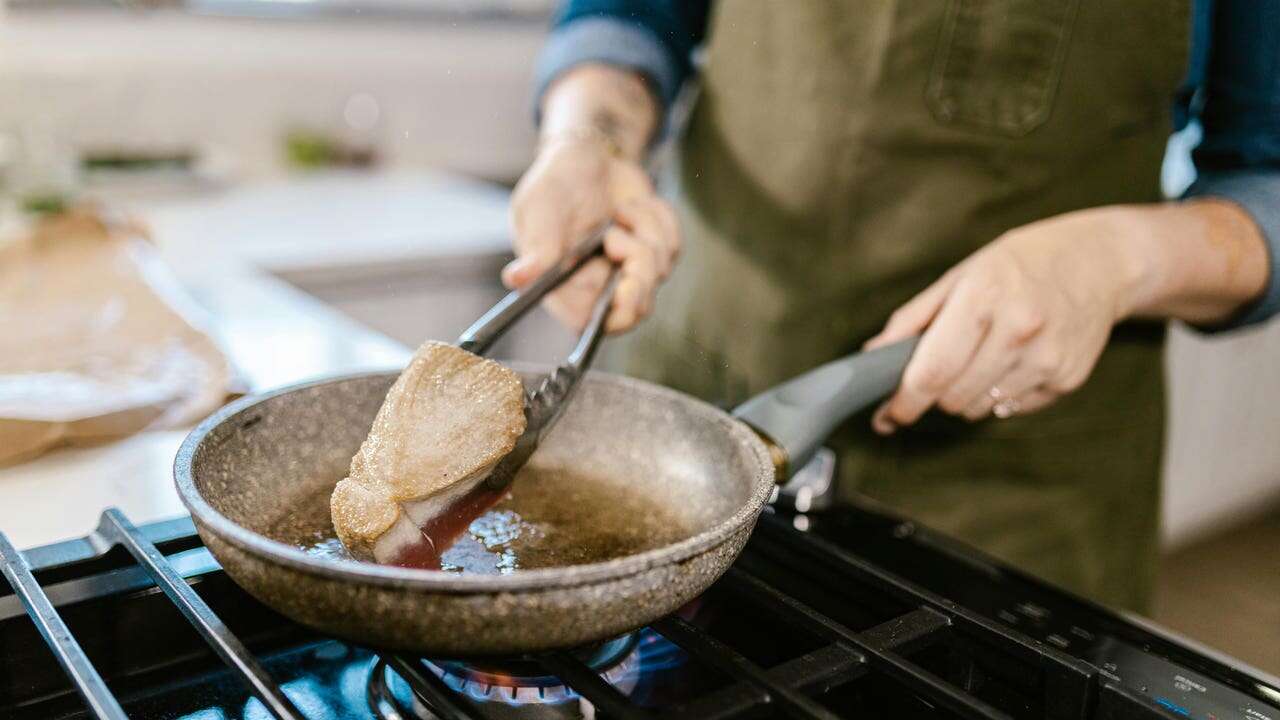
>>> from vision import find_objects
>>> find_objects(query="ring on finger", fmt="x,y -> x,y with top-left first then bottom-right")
992,394 -> 1022,419
963,391 -> 998,420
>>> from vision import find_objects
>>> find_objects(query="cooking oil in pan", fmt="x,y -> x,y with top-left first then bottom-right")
278,467 -> 694,574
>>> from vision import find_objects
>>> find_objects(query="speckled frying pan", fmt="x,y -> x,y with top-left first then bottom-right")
173,340 -> 916,657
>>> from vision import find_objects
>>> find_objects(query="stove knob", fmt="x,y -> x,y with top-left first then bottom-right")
1015,602 -> 1051,625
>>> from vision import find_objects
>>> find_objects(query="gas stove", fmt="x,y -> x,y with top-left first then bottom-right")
1,501 -> 1276,720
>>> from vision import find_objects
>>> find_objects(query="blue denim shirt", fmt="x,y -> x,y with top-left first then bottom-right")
535,0 -> 1280,330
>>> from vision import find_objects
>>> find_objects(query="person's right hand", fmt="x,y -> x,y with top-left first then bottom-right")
504,135 -> 681,334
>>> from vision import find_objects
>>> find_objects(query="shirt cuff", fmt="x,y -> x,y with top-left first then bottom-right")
532,17 -> 679,120
1185,169 -> 1280,330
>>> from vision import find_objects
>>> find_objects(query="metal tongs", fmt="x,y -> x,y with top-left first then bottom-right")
455,225 -> 620,490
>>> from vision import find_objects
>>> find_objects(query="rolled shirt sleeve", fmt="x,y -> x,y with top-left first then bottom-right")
1182,0 -> 1280,330
1186,171 -> 1280,328
532,1 -> 710,117
533,17 -> 682,112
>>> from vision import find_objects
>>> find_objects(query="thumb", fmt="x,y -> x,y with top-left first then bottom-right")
501,255 -> 542,289
863,272 -> 958,350
506,199 -> 571,289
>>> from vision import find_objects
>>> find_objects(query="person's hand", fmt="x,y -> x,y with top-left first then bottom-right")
864,206 -> 1151,432
505,135 -> 681,334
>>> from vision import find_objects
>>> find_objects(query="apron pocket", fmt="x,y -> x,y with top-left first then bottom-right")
927,0 -> 1080,136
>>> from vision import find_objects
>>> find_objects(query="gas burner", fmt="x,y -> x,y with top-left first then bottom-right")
428,633 -> 641,705
370,634 -> 644,720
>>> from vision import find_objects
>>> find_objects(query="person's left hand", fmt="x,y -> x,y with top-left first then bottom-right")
864,206 -> 1148,433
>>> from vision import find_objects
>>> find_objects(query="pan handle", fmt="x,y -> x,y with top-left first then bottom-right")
732,337 -> 918,481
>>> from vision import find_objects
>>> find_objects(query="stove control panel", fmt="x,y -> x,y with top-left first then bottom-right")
1092,639 -> 1278,720
992,604 -> 1279,720
809,507 -> 1280,720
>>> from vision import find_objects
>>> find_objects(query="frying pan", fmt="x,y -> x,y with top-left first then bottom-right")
173,338 -> 916,656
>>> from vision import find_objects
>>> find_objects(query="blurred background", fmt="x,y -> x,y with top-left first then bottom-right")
0,0 -> 1276,674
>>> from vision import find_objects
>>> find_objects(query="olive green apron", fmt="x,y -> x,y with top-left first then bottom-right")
607,0 -> 1190,611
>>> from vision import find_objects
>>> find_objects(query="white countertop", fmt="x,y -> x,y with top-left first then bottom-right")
0,170 -> 511,549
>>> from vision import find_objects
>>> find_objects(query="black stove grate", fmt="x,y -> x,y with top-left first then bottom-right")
0,526 -> 128,720
365,563 -> 1031,720
96,509 -> 308,719
0,509 -> 307,720
0,508 -> 1193,720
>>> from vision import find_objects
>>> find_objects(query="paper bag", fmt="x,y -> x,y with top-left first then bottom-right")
0,209 -> 234,466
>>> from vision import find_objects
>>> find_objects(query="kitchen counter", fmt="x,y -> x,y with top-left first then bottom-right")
0,170 -> 511,549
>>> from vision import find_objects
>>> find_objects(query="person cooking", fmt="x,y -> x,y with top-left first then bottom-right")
505,1 -> 1279,612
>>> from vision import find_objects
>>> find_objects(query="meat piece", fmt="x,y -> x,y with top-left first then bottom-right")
330,340 -> 526,563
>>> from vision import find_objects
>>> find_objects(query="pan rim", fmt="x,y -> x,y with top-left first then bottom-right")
173,366 -> 776,593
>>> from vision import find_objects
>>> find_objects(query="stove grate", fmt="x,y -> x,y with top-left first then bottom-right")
0,507 -> 1146,720
0,527 -> 128,720
384,655 -> 480,719
0,509 -> 306,720
94,508 -> 308,720
537,649 -> 649,718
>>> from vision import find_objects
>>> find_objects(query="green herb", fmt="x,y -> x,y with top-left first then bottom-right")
20,193 -> 70,216
82,153 -> 194,172
284,130 -> 338,169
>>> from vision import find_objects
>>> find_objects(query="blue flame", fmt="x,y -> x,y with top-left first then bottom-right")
635,629 -> 687,673
421,628 -> 688,709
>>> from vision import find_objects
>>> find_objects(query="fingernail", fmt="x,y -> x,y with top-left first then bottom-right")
502,257 -> 532,286
871,404 -> 895,435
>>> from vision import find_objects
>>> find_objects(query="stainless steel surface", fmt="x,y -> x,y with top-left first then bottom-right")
776,447 -> 838,514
